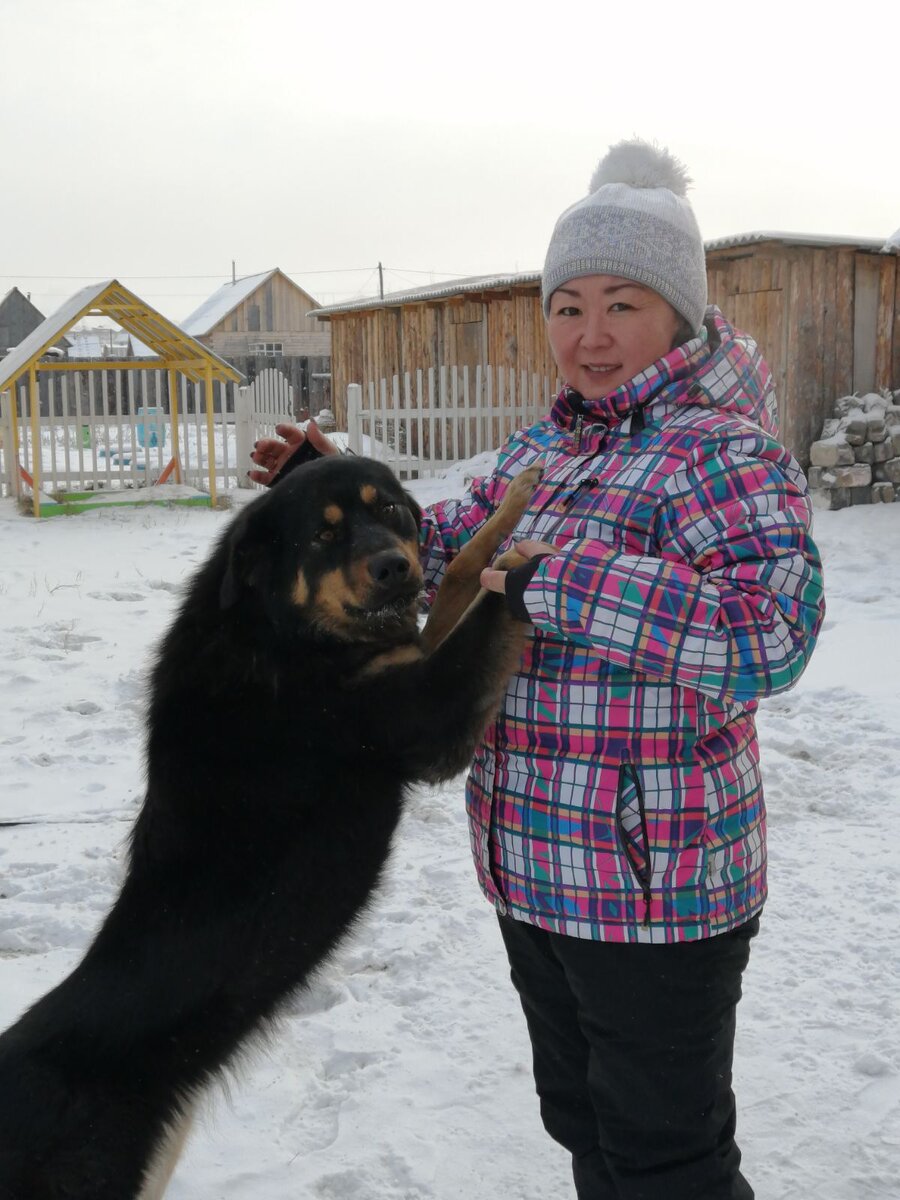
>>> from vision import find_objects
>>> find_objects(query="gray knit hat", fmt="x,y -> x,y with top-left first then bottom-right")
541,139 -> 708,334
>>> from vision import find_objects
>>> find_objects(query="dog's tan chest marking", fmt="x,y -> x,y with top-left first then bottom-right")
356,644 -> 424,678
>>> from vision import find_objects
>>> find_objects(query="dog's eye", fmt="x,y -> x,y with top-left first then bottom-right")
313,528 -> 336,544
380,503 -> 400,516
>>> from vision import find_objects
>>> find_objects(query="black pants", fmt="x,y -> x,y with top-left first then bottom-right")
498,914 -> 759,1200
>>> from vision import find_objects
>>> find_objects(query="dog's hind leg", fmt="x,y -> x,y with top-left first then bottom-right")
421,463 -> 541,653
137,1103 -> 195,1200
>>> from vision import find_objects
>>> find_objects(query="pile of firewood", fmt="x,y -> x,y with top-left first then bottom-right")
807,391 -> 900,508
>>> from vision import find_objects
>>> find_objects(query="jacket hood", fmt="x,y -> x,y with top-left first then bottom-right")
551,307 -> 779,437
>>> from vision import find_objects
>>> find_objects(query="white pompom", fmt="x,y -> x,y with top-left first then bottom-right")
589,139 -> 691,196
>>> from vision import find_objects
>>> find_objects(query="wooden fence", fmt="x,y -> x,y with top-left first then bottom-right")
0,367 -> 297,500
347,365 -> 557,478
1,364 -> 558,500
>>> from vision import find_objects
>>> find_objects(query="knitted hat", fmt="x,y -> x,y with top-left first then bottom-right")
541,139 -> 708,334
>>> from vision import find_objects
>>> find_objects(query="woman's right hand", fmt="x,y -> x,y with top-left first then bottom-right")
248,419 -> 340,486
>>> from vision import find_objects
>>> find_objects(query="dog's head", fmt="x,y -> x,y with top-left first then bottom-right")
220,456 -> 424,644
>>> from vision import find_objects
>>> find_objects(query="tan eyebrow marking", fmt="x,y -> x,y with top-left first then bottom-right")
360,484 -> 378,505
323,504 -> 343,525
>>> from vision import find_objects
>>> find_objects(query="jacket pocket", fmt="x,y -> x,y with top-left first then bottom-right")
615,762 -> 652,926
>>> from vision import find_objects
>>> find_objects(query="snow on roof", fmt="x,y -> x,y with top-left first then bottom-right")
0,280 -> 240,393
705,231 -> 886,253
882,227 -> 900,253
0,281 -> 118,389
180,269 -> 277,336
312,271 -> 542,318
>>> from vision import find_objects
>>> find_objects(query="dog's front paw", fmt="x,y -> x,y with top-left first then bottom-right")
495,464 -> 543,533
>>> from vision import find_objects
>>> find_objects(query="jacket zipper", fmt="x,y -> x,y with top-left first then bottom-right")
572,412 -> 584,453
616,762 -> 653,928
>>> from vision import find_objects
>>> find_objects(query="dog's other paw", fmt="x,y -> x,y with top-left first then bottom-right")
491,548 -> 530,572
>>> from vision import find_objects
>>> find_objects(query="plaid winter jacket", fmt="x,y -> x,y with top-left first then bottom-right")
420,309 -> 825,944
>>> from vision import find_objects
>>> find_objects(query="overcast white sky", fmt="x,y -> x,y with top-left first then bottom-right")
2,0 -> 898,323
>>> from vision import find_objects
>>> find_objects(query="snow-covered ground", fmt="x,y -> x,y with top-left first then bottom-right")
0,464 -> 898,1200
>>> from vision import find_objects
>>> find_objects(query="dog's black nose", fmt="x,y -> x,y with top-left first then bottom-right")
368,550 -> 411,586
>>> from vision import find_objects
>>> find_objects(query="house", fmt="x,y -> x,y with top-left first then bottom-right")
0,288 -> 70,359
314,235 -> 900,467
181,269 -> 331,415
66,327 -> 156,359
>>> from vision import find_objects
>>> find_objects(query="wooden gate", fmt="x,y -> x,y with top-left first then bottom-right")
233,369 -> 297,487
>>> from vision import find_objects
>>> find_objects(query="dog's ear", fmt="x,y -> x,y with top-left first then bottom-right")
219,505 -> 275,610
405,491 -> 422,530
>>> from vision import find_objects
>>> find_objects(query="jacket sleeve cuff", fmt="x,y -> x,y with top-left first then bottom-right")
504,554 -> 551,622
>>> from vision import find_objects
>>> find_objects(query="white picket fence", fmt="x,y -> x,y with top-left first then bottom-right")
0,367 -> 296,500
0,363 -> 558,501
347,365 -> 556,478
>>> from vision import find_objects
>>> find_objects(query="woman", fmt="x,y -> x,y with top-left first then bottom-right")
251,140 -> 825,1199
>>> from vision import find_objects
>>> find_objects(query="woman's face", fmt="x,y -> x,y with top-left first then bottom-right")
546,274 -> 681,401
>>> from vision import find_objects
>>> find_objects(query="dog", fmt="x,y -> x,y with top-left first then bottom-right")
0,454 -> 539,1199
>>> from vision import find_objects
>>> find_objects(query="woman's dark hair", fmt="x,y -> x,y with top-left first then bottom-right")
671,316 -> 696,350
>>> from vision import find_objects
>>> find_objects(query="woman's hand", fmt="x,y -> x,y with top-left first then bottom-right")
479,540 -> 557,594
248,420 -> 339,486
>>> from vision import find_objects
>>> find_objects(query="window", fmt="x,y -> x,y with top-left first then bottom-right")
249,342 -> 283,356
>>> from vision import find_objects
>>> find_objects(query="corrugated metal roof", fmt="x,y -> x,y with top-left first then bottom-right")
0,280 -> 241,392
311,271 -> 542,318
180,269 -> 277,336
311,232 -> 898,320
705,230 -> 887,253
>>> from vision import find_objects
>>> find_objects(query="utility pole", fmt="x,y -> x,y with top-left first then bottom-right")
231,260 -> 236,284
378,261 -> 384,301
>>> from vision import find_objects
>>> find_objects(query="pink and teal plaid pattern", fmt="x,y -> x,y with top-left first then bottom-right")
420,310 -> 825,944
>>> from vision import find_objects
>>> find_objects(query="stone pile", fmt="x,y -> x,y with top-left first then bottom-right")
808,390 -> 900,508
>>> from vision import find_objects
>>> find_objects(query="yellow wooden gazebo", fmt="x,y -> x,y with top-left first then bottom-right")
0,280 -> 242,516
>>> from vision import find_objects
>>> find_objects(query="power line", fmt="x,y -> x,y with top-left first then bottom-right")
0,265 -> 484,282
0,267 -> 378,281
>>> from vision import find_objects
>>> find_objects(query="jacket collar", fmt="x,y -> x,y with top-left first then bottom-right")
550,324 -> 709,433
549,307 -> 776,437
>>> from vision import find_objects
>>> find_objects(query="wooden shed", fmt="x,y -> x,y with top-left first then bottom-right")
706,233 -> 898,466
312,272 -> 556,427
181,268 -> 332,415
315,239 -> 899,467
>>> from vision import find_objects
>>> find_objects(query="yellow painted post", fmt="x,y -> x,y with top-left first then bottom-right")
29,366 -> 40,517
4,385 -> 22,500
168,369 -> 182,483
204,363 -> 217,508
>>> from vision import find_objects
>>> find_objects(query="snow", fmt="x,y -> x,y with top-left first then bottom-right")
1,467 -> 898,1199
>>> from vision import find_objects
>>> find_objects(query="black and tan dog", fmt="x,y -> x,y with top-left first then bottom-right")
0,454 -> 539,1199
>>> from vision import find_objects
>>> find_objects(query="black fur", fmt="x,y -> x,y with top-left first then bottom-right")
0,457 -> 523,1199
